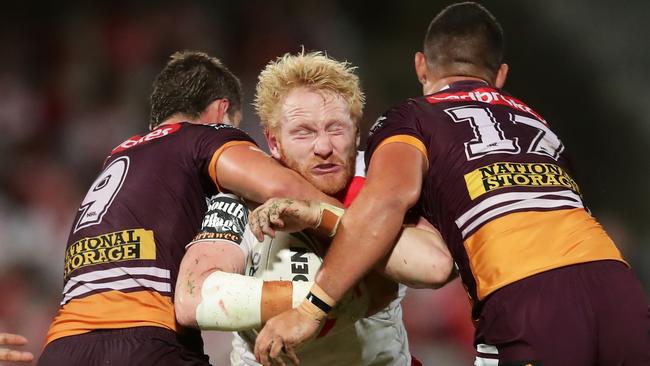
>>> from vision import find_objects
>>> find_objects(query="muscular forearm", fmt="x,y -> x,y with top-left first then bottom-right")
312,208 -> 452,289
196,272 -> 312,330
175,241 -> 246,327
314,143 -> 425,302
175,241 -> 314,330
315,189 -> 410,301
178,270 -> 313,331
217,145 -> 339,206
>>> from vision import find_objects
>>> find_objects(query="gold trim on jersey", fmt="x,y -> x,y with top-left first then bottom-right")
375,135 -> 429,167
209,141 -> 257,192
45,290 -> 176,346
463,208 -> 627,300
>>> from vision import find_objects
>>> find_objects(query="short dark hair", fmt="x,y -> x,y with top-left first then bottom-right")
149,51 -> 243,129
424,2 -> 504,82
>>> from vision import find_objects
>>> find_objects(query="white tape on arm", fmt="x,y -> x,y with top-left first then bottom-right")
196,271 -> 314,331
196,271 -> 263,331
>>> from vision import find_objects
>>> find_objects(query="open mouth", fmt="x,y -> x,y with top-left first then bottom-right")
311,163 -> 341,174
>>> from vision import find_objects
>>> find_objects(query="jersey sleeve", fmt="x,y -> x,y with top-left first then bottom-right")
187,193 -> 250,257
365,100 -> 428,169
192,123 -> 258,191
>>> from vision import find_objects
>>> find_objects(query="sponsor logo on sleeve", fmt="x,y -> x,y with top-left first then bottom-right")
193,195 -> 248,244
464,162 -> 581,199
64,229 -> 156,277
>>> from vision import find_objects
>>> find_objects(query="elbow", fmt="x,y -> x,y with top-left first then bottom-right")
422,252 -> 454,289
400,250 -> 453,290
174,292 -> 199,328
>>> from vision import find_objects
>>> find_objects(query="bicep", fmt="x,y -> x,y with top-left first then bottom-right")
216,144 -> 334,204
364,141 -> 426,209
175,241 -> 247,328
314,142 -> 426,300
183,240 -> 247,275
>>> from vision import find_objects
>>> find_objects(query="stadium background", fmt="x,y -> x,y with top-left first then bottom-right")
0,1 -> 648,364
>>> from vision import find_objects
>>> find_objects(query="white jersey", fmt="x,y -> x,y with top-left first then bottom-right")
229,153 -> 412,366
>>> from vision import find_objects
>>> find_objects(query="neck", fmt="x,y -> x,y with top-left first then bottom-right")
157,117 -> 187,129
425,76 -> 489,95
154,114 -> 232,130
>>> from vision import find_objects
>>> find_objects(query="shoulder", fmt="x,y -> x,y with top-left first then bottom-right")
185,123 -> 254,140
369,99 -> 419,134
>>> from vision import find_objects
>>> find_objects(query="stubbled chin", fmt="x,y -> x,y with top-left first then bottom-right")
306,173 -> 348,196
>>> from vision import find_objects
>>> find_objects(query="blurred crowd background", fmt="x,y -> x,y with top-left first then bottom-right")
0,1 -> 648,364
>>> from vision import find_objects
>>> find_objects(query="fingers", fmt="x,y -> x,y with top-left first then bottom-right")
254,325 -> 272,365
250,203 -> 275,242
0,333 -> 34,362
283,344 -> 300,365
256,338 -> 297,366
254,322 -> 286,366
250,198 -> 291,241
269,338 -> 286,366
250,213 -> 265,242
250,198 -> 320,242
0,348 -> 35,362
258,213 -> 277,240
0,333 -> 27,346
268,209 -> 285,229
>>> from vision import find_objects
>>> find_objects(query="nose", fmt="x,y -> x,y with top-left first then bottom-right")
313,132 -> 334,159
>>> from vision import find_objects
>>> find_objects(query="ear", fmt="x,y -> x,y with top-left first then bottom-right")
264,128 -> 282,160
414,52 -> 429,86
356,129 -> 361,149
495,63 -> 509,89
202,98 -> 230,124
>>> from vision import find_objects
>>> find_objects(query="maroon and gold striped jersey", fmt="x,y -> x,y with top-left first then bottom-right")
45,122 -> 256,345
365,80 -> 625,313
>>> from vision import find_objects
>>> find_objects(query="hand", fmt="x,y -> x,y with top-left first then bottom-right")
249,198 -> 320,242
254,308 -> 322,366
0,333 -> 34,362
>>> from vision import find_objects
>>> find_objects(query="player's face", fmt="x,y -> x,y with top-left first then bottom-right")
270,87 -> 357,195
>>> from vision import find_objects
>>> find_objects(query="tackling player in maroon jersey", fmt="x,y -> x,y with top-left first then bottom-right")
37,51 -> 335,366
252,3 -> 649,365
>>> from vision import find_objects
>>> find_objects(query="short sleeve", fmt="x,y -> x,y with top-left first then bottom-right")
191,124 -> 258,190
365,100 -> 428,169
187,193 -> 250,257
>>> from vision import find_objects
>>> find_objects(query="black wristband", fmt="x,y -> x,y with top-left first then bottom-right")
306,291 -> 333,314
